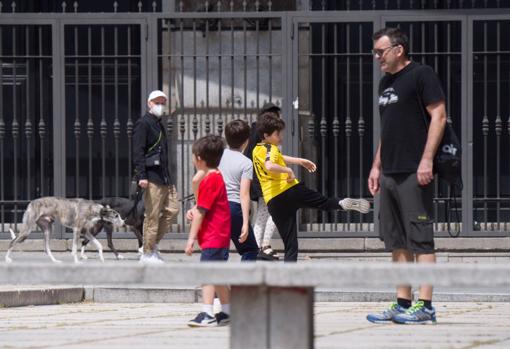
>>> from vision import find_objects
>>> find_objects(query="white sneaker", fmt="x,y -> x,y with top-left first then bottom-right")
151,244 -> 165,261
139,253 -> 164,265
154,250 -> 164,262
339,198 -> 370,214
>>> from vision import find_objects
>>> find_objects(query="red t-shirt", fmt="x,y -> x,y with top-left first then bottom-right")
196,171 -> 231,249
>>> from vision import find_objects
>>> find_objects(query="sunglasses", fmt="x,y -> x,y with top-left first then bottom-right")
371,45 -> 399,57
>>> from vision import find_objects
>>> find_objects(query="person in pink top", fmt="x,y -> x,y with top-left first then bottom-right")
185,135 -> 232,327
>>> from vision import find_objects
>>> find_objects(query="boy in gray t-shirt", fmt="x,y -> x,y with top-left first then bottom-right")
218,120 -> 259,260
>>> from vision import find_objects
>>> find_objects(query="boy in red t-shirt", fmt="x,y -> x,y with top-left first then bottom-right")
185,135 -> 232,327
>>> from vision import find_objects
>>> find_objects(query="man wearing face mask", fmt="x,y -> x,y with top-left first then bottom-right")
133,90 -> 180,264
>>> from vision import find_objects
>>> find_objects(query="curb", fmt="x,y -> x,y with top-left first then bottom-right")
0,286 -> 84,307
3,237 -> 510,253
2,287 -> 510,307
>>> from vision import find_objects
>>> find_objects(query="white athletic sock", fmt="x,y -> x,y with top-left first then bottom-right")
203,304 -> 214,317
221,304 -> 230,315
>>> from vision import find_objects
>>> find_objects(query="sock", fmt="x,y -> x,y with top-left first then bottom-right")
203,304 -> 214,317
397,298 -> 412,309
419,299 -> 433,310
221,304 -> 230,315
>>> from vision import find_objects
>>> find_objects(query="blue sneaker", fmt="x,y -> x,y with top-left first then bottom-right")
215,311 -> 230,326
187,312 -> 217,327
393,301 -> 437,324
367,302 -> 407,323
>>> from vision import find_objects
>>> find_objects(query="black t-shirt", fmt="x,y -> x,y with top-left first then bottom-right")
243,122 -> 263,201
379,61 -> 445,174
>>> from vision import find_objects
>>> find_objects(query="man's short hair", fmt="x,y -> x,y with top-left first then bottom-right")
192,135 -> 225,168
256,112 -> 285,139
224,119 -> 250,149
373,27 -> 409,57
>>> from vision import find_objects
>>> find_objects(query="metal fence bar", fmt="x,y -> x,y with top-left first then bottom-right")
482,21 -> 489,227
87,25 -> 93,200
358,23 -> 365,231
24,26 -> 32,202
74,25 -> 80,198
495,20 -> 501,231
205,10 -> 210,135
179,16 -> 186,230
230,8 -> 235,120
192,19 -> 197,141
127,25 -> 133,187
320,21 -> 327,231
333,23 -> 339,229
113,25 -> 120,198
100,26 -> 106,199
345,22 -> 352,229
38,26 -> 46,198
12,25 -> 19,230
218,12 -> 223,136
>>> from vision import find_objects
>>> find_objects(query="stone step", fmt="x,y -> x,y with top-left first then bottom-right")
1,237 -> 510,253
2,285 -> 509,308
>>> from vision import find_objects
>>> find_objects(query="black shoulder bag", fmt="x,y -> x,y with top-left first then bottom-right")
145,131 -> 163,167
130,130 -> 163,197
418,97 -> 463,237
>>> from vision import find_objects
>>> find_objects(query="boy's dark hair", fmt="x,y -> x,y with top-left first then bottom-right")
373,27 -> 409,57
224,119 -> 250,149
258,102 -> 281,116
256,112 -> 285,139
192,135 -> 225,168
256,110 -> 279,124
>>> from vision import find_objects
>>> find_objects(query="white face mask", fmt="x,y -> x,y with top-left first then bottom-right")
150,104 -> 165,117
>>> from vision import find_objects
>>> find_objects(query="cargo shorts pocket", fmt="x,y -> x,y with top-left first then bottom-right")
408,215 -> 434,252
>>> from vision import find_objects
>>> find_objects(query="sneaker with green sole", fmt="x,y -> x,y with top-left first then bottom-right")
393,301 -> 437,325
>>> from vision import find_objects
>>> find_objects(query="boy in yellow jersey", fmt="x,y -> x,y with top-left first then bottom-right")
253,112 -> 370,261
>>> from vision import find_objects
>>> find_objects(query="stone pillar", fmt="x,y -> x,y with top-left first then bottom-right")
231,286 -> 314,349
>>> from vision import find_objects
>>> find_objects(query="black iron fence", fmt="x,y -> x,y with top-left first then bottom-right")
0,1 -> 510,239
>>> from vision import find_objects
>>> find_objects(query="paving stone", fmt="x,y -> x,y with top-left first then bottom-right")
1,302 -> 510,348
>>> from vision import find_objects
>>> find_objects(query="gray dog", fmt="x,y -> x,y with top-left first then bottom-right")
5,197 -> 124,264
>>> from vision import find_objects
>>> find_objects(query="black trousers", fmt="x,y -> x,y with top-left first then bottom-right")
267,183 -> 340,262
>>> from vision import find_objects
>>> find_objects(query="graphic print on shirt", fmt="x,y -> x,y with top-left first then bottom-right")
379,87 -> 399,107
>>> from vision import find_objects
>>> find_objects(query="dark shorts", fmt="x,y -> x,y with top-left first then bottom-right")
379,173 -> 435,254
200,248 -> 229,262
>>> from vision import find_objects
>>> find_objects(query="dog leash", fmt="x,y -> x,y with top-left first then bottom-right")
125,188 -> 193,218
125,187 -> 144,219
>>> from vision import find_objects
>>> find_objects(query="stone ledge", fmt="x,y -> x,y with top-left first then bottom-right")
3,285 -> 510,307
2,237 -> 510,253
0,286 -> 83,307
1,262 -> 510,288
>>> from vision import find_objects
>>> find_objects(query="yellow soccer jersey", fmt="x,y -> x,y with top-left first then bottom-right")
252,143 -> 299,203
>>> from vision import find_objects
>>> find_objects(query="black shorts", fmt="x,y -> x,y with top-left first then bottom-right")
379,173 -> 435,254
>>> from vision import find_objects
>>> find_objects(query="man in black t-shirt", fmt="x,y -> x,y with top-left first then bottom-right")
366,28 -> 447,325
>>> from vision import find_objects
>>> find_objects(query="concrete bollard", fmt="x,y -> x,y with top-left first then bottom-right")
231,286 -> 314,349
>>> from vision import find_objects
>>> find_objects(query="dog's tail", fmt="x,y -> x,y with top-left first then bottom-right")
9,228 -> 16,240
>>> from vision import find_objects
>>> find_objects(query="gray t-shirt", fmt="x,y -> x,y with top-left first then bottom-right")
219,148 -> 253,203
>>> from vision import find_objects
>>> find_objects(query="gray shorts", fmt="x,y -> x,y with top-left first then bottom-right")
379,173 -> 435,254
